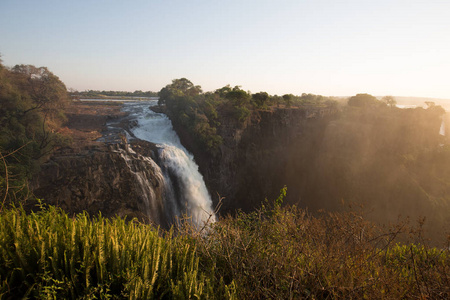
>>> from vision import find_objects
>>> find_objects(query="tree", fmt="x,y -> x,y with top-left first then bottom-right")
215,85 -> 232,97
10,64 -> 70,120
7,65 -> 70,154
425,102 -> 445,115
382,96 -> 397,108
252,92 -> 269,108
271,95 -> 283,108
348,93 -> 380,108
158,78 -> 202,105
225,86 -> 251,107
0,62 -> 71,203
282,94 -> 294,107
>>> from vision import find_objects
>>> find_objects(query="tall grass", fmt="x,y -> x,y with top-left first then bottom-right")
0,204 -> 236,299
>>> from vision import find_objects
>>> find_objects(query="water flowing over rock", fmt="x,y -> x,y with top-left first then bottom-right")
127,101 -> 216,228
157,145 -> 216,227
115,143 -> 166,225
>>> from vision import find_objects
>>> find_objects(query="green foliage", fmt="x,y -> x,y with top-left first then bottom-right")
279,93 -> 334,108
0,62 -> 71,204
0,63 -> 70,155
348,93 -> 382,108
282,94 -> 294,107
158,78 -> 202,106
0,205 -> 236,299
231,105 -> 250,123
158,78 -> 338,156
158,79 -> 223,152
224,86 -> 251,107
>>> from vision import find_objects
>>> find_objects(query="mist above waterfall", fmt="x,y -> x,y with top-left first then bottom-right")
125,101 -> 216,228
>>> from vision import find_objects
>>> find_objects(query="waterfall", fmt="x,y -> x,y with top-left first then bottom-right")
158,145 -> 216,227
114,144 -> 167,225
124,101 -> 216,228
440,117 -> 445,136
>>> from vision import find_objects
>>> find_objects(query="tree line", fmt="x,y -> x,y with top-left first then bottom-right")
73,89 -> 158,99
158,78 -> 339,153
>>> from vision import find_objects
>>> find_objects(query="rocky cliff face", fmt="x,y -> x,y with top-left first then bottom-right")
171,106 -> 338,213
30,140 -> 169,226
171,104 -> 446,229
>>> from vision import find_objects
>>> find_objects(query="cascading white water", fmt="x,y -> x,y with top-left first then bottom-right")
440,117 -> 445,136
124,101 -> 216,228
114,144 -> 166,224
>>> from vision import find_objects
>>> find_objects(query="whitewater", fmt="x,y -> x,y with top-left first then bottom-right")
123,101 -> 216,228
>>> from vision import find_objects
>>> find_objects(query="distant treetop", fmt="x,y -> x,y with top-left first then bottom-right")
348,93 -> 382,108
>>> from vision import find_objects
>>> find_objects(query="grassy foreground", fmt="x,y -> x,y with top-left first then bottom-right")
1,196 -> 449,299
0,205 -> 236,299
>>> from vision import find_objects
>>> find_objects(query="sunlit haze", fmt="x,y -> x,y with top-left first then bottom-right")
1,0 -> 449,99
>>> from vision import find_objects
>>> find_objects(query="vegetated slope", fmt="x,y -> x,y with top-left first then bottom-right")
159,79 -> 450,242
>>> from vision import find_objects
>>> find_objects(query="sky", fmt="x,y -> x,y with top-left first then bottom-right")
1,0 -> 450,99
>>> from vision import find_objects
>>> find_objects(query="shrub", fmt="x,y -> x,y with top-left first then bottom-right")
188,188 -> 450,299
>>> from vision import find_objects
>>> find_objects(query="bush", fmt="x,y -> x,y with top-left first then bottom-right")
188,188 -> 450,299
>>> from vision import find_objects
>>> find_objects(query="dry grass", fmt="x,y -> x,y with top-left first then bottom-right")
185,190 -> 450,299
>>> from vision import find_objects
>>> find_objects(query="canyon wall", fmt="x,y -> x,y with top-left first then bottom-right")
30,140 -> 168,226
171,106 -> 339,213
171,105 -> 449,240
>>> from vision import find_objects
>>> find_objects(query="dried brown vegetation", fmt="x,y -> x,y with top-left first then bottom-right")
184,189 -> 450,299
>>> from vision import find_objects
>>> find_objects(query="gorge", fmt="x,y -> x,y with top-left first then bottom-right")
30,95 -> 450,242
164,98 -> 450,242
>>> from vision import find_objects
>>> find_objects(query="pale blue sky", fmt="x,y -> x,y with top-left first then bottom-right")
1,0 -> 449,98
